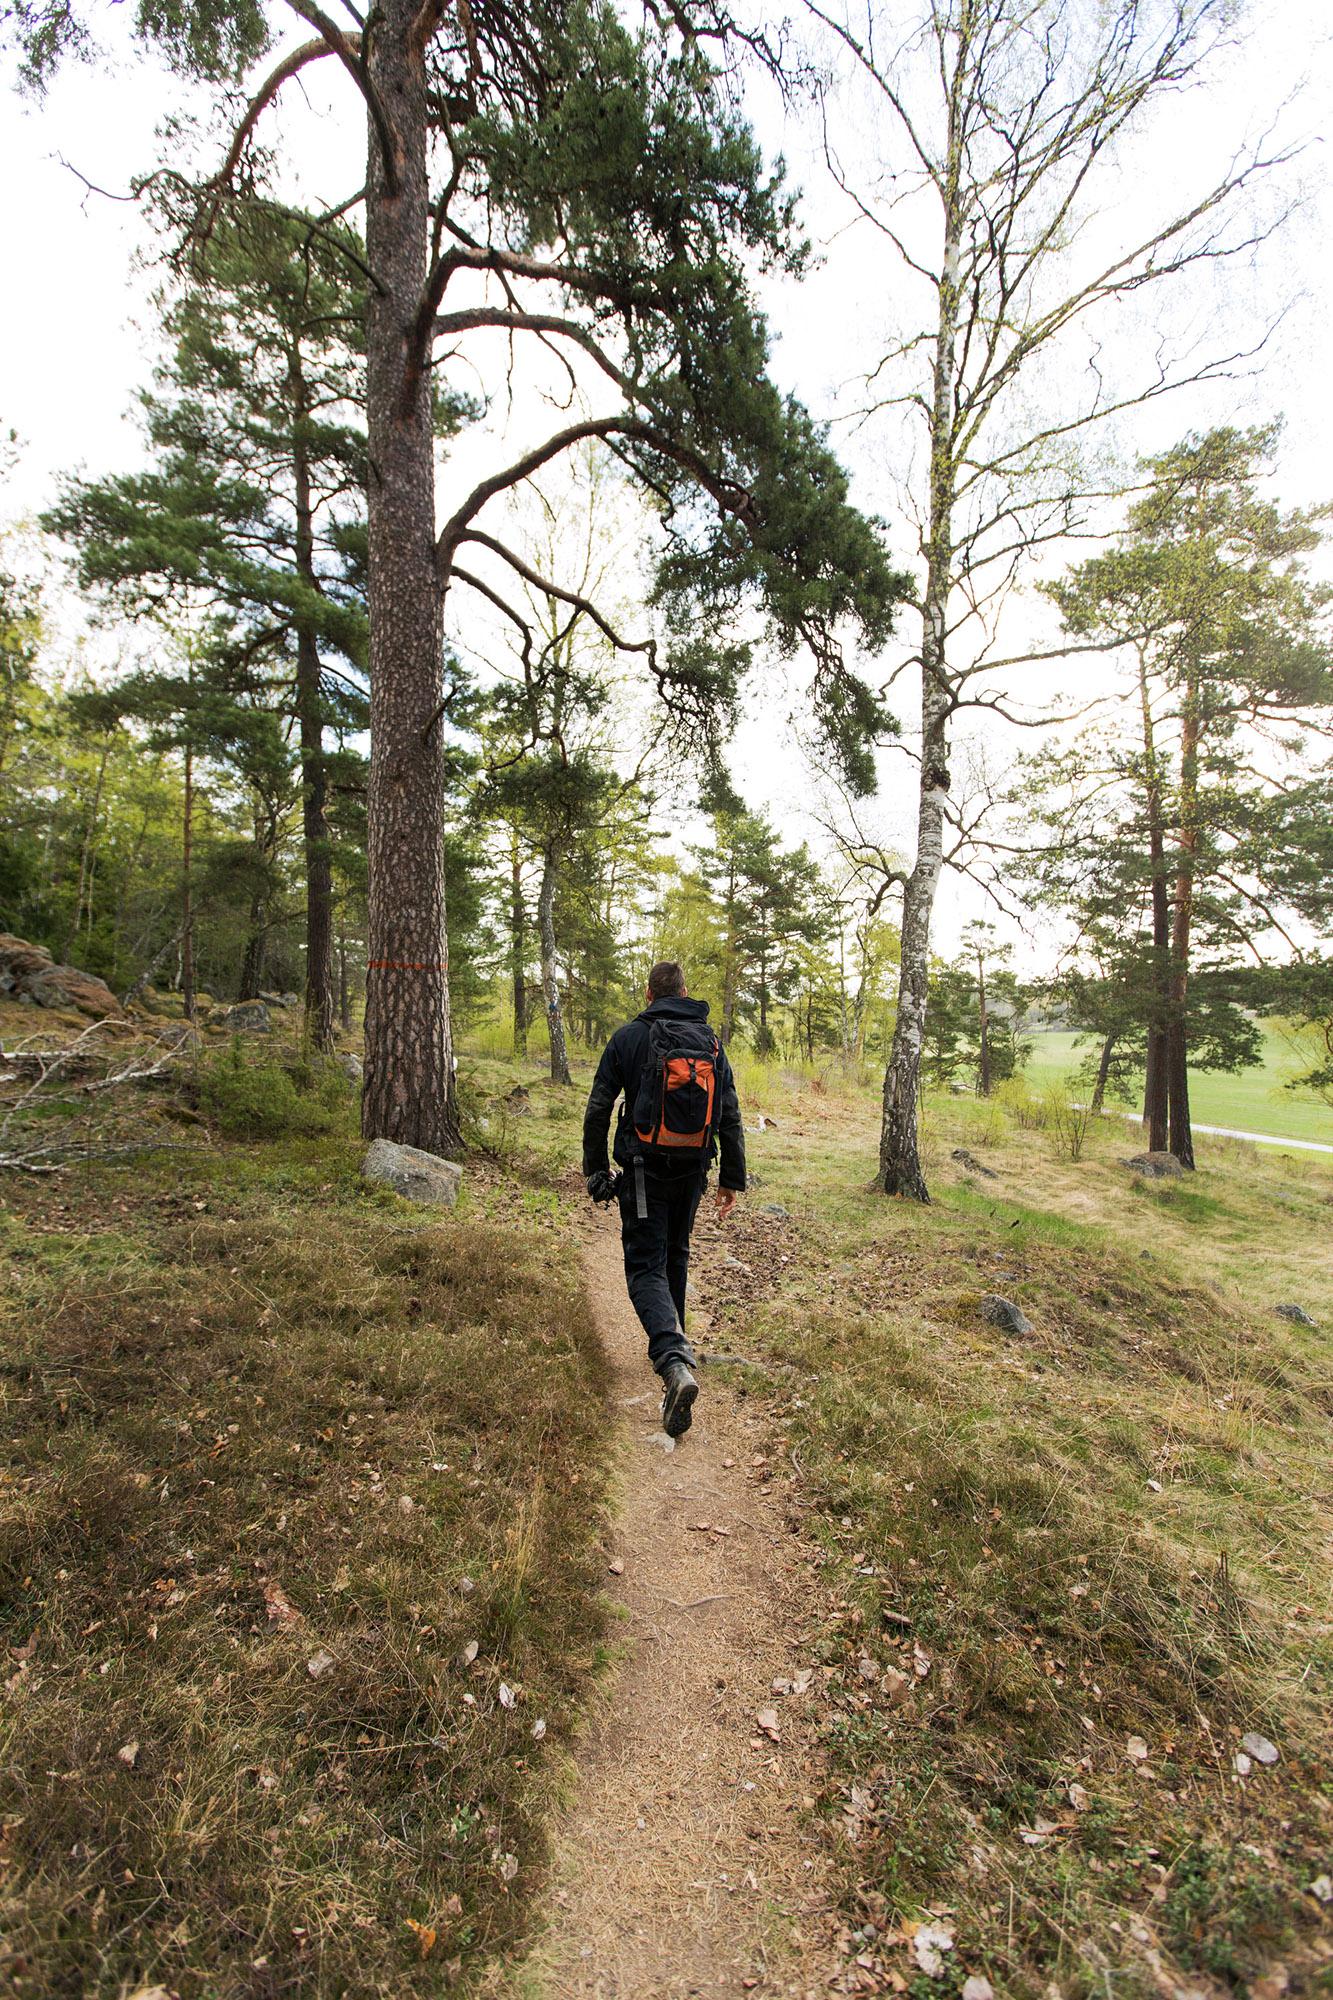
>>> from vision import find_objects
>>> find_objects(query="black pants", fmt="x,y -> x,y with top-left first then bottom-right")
617,1165 -> 704,1376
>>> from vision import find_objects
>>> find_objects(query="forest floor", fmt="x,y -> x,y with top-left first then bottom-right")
0,1009 -> 1330,1999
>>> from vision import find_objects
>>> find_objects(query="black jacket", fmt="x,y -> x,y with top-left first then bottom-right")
582,995 -> 747,1190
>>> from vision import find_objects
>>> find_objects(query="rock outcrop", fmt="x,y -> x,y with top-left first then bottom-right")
0,934 -> 125,1019
212,1002 -> 272,1034
1120,1150 -> 1184,1179
361,1137 -> 463,1207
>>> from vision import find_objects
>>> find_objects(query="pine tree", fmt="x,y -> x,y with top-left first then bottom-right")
45,208 -> 369,1048
1043,427 -> 1333,1165
10,0 -> 910,1152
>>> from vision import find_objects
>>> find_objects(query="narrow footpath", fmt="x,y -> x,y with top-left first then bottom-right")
526,1212 -> 835,1999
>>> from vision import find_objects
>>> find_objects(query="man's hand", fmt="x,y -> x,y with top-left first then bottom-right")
716,1186 -> 739,1221
586,1169 -> 618,1206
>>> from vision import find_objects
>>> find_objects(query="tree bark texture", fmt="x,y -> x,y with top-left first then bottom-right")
877,159 -> 962,1201
721,866 -> 738,1045
238,881 -> 267,1000
1091,1032 -> 1115,1115
538,848 -> 572,1086
65,738 -> 109,962
1138,652 -> 1170,1151
1167,676 -> 1200,1168
360,6 -> 461,1153
338,923 -> 352,1032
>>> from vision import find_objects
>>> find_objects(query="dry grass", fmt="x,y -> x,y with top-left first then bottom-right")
0,1134 -> 611,1998
484,1046 -> 1332,1998
683,1077 -> 1333,1999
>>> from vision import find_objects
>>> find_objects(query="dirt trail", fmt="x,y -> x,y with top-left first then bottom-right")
527,1211 -> 835,2000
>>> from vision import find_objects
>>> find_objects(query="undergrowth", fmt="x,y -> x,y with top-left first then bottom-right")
0,1136 -> 610,1998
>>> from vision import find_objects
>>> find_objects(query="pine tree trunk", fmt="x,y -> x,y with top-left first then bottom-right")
1138,651 -> 1170,1151
976,954 -> 991,1096
721,862 -> 738,1044
1167,676 -> 1200,1169
537,848 -> 572,1085
1091,1032 -> 1115,1115
238,878 -> 266,1000
296,628 -> 335,1052
510,842 -> 528,1055
338,923 -> 352,1033
65,738 -> 109,961
180,741 -> 196,1023
756,939 -> 771,1056
877,174 -> 961,1201
360,9 -> 460,1154
293,420 -> 336,1054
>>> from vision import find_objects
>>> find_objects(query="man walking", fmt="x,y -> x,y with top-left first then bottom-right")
583,961 -> 746,1437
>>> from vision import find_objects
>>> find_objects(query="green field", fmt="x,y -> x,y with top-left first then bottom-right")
1023,1020 -> 1332,1145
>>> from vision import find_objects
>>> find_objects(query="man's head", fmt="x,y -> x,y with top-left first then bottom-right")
646,960 -> 688,1003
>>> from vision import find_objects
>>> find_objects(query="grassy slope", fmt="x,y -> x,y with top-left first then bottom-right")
511,1048 -> 1333,1999
4,1006 -> 1330,1999
0,1015 -> 611,1999
1024,1023 -> 1332,1146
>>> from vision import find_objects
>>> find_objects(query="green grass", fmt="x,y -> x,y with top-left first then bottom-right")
5,1014 -> 1331,1999
1023,1021 -> 1332,1145
0,1117 -> 612,1997
666,1064 -> 1333,2000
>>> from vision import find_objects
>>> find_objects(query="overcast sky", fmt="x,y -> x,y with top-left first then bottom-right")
2,0 -> 1329,966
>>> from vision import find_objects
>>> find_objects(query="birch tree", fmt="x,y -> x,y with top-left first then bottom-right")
808,0 -> 1288,1198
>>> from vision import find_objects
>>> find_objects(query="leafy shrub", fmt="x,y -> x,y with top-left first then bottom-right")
1044,1083 -> 1094,1161
996,1075 -> 1047,1129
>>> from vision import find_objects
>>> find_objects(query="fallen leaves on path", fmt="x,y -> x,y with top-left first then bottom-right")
263,1580 -> 301,1628
909,1920 -> 955,1977
405,1918 -> 437,1958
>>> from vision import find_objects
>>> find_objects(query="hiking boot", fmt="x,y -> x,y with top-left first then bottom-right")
661,1362 -> 698,1439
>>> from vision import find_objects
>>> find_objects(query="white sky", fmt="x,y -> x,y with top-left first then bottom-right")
1,0 -> 1330,970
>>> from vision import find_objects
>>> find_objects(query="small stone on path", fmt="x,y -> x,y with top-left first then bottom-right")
980,1293 -> 1032,1335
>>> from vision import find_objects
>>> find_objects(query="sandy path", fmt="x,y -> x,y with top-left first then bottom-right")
527,1211 -> 835,2000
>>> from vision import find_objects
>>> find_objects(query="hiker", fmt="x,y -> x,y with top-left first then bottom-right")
583,960 -> 746,1438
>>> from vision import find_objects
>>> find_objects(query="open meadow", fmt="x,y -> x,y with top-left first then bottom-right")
1023,1026 -> 1333,1149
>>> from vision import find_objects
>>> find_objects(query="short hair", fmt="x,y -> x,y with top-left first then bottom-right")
647,960 -> 687,999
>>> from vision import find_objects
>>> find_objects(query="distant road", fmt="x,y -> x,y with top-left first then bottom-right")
1110,1110 -> 1333,1157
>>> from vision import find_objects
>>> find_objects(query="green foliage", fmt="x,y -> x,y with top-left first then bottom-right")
5,0 -> 268,86
923,943 -> 1030,1096
1019,426 -> 1333,1143
197,1043 -> 350,1139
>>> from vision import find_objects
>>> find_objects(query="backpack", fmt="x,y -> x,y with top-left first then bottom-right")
631,1017 -> 720,1156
